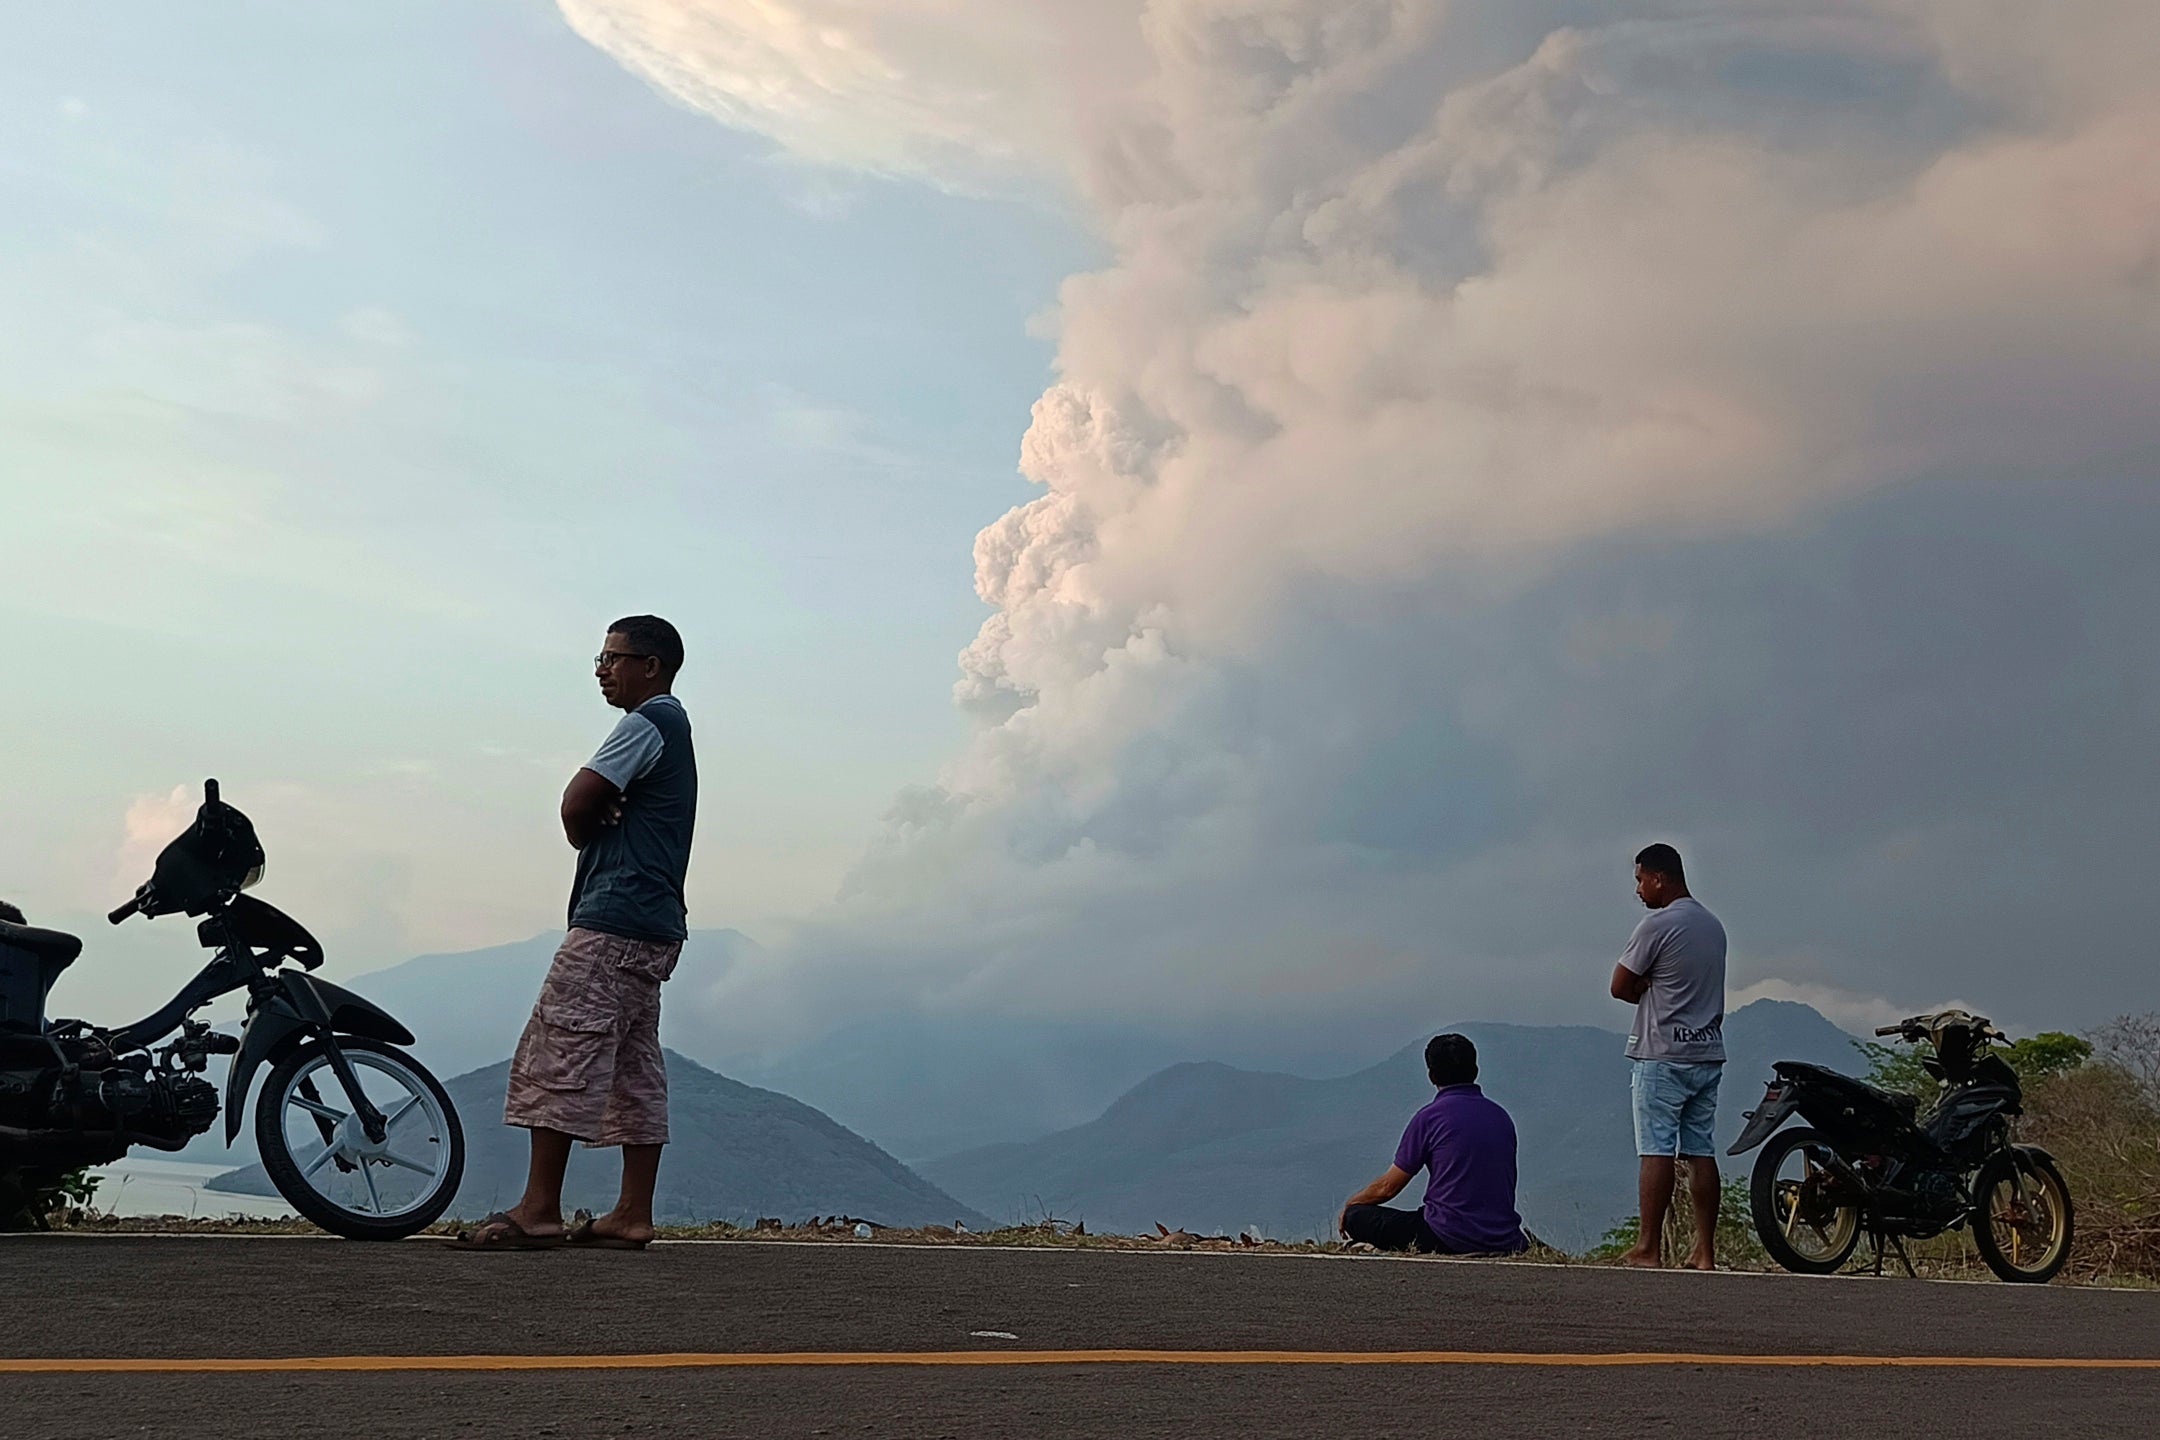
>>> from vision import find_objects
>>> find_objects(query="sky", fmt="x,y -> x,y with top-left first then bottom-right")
0,1 -> 1086,1001
4,1 -> 2157,1064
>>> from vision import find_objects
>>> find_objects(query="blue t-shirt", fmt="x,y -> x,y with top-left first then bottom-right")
568,694 -> 697,942
1392,1083 -> 1528,1254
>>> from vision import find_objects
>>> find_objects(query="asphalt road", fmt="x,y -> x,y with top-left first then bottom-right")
2,1236 -> 2155,1438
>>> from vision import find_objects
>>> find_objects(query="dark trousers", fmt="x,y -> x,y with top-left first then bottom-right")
1342,1203 -> 1446,1253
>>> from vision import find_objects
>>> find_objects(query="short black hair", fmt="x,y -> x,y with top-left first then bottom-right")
0,899 -> 23,926
1425,1033 -> 1478,1088
609,615 -> 684,677
1634,842 -> 1685,883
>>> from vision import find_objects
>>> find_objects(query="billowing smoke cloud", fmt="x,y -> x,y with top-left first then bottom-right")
565,0 -> 2160,1056
556,0 -> 1138,182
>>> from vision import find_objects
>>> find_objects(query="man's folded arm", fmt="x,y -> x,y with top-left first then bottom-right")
561,768 -> 622,850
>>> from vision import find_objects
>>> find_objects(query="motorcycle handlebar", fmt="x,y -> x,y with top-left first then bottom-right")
107,896 -> 143,926
1874,1024 -> 1908,1037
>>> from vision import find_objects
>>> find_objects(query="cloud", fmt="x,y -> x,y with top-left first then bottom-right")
567,1 -> 2160,1055
1728,978 -> 1971,1042
555,0 -> 1139,185
115,786 -> 197,895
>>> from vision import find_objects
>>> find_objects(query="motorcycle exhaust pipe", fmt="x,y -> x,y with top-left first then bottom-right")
1810,1147 -> 1878,1199
0,1124 -> 195,1152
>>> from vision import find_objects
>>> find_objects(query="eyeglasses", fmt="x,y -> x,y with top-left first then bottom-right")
594,650 -> 652,669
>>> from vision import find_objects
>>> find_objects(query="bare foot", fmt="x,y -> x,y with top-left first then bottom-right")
1620,1245 -> 1663,1269
502,1204 -> 567,1241
582,1209 -> 656,1246
1685,1251 -> 1717,1272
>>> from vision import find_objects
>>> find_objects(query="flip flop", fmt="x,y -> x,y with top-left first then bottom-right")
566,1209 -> 652,1251
453,1211 -> 565,1251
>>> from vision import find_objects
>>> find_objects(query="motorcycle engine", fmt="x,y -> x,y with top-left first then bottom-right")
1909,1168 -> 1964,1232
32,1048 -> 218,1143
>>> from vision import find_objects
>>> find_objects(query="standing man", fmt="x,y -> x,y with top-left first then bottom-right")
1609,843 -> 1725,1270
460,616 -> 696,1251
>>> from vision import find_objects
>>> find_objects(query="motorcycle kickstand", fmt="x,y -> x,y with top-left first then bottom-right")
1867,1229 -> 1886,1276
1887,1234 -> 1917,1279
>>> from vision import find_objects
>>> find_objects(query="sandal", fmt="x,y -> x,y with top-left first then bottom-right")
453,1211 -> 565,1251
566,1209 -> 652,1251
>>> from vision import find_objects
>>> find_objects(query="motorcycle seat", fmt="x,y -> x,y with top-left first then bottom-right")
0,920 -> 83,968
1774,1060 -> 1921,1122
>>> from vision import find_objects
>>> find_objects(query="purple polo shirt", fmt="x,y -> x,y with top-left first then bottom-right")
1392,1083 -> 1528,1254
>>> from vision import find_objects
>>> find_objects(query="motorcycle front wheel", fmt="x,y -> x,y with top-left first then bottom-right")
1971,1146 -> 2073,1284
1751,1125 -> 1863,1274
256,1036 -> 465,1240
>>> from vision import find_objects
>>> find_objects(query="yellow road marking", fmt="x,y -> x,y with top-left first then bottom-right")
3,1350 -> 2157,1374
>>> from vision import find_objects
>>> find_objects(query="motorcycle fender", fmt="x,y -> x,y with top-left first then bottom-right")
221,972 -> 418,1144
224,991 -> 305,1145
1727,1081 -> 1799,1156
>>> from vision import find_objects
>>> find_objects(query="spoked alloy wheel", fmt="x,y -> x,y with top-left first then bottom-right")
1750,1126 -> 1863,1274
256,1037 -> 464,1240
1971,1147 -> 2073,1284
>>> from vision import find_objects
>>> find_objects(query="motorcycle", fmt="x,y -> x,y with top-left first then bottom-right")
1728,1009 -> 2073,1283
0,780 -> 464,1239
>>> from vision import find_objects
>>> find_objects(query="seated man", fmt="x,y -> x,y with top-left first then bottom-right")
1337,1033 -> 1528,1255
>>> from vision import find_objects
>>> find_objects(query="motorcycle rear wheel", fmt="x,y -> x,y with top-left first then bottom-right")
1971,1147 -> 2073,1284
1751,1126 -> 1863,1274
256,1036 -> 465,1241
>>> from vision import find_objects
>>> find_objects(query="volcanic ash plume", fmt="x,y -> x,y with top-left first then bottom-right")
567,0 -> 2160,1041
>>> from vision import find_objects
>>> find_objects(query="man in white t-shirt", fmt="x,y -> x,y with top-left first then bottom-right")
1609,842 -> 1726,1270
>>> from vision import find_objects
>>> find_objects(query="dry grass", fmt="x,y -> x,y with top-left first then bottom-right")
2024,1058 -> 2160,1282
42,1209 -> 1574,1262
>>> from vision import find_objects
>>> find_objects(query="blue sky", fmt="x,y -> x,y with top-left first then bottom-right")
0,1 -> 1090,1000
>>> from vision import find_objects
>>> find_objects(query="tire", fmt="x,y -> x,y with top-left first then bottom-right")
1971,1147 -> 2074,1284
256,1036 -> 465,1241
1751,1126 -> 1864,1275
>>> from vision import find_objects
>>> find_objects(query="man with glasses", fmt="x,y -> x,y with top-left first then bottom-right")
459,615 -> 696,1251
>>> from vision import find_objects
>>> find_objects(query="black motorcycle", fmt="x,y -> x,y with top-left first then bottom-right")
1728,1009 -> 2073,1282
0,780 -> 464,1239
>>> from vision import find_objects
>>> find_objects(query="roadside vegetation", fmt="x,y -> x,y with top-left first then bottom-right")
1587,1176 -> 1767,1270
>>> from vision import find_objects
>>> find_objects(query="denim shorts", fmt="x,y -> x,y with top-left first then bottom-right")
1631,1059 -> 1722,1158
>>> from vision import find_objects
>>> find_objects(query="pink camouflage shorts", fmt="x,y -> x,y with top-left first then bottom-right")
504,928 -> 681,1146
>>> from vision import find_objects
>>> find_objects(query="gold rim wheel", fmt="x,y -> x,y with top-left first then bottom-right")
1984,1162 -> 2068,1275
1772,1148 -> 1858,1264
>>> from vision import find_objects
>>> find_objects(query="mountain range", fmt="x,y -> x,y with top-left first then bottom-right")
343,930 -> 1185,1163
344,929 -> 765,1085
207,1048 -> 988,1229
242,933 -> 1878,1249
919,1000 -> 1865,1251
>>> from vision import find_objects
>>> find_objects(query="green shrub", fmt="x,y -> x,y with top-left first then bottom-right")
1589,1172 -> 1765,1268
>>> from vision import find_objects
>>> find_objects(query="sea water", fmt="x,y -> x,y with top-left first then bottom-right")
86,1157 -> 298,1221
